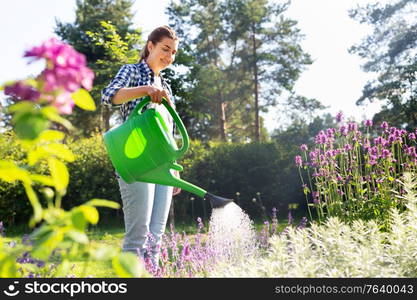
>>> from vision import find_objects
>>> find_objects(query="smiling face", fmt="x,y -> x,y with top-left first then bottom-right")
146,37 -> 178,74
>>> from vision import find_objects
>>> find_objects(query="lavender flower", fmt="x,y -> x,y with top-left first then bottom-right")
287,211 -> 293,225
339,125 -> 348,136
336,111 -> 344,123
295,155 -> 303,167
297,217 -> 308,229
300,144 -> 308,151
364,119 -> 373,127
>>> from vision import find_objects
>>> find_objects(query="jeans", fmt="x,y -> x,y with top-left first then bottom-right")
117,177 -> 173,266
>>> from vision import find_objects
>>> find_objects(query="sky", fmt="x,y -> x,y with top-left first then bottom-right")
0,0 -> 384,132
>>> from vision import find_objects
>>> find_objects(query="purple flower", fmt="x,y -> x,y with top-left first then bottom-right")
344,143 -> 353,151
4,81 -> 40,101
409,133 -> 416,140
309,149 -> 319,161
369,155 -> 378,165
348,122 -> 358,132
295,155 -> 303,167
287,211 -> 293,225
374,136 -> 384,145
336,111 -> 344,123
300,144 -> 308,151
312,191 -> 320,204
381,149 -> 391,158
326,128 -> 336,138
364,119 -> 373,127
315,130 -> 328,144
339,125 -> 348,136
381,121 -> 389,130
297,217 -> 308,229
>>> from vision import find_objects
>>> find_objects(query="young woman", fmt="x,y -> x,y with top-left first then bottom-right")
101,25 -> 180,267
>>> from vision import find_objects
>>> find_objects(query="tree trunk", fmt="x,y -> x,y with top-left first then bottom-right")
252,24 -> 260,142
219,100 -> 227,142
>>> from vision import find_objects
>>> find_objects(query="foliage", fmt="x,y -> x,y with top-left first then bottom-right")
209,172 -> 417,277
349,0 -> 417,130
295,112 -> 417,228
54,0 -> 138,136
0,38 -> 146,278
167,0 -> 321,142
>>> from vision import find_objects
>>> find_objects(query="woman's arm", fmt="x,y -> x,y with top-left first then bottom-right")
111,86 -> 150,105
113,85 -> 174,107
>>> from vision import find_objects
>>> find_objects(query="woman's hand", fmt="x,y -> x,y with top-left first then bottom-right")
146,86 -> 174,107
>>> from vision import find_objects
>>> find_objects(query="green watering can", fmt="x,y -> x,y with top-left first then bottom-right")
103,96 -> 233,208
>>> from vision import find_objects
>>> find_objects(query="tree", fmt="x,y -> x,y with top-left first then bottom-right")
167,0 -> 318,142
349,0 -> 417,130
55,0 -> 137,136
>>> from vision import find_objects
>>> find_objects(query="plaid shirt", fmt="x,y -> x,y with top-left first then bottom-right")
101,60 -> 174,122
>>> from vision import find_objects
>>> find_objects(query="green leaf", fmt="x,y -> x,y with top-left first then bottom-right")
30,174 -> 54,186
66,230 -> 89,244
13,112 -> 50,140
0,255 -> 18,277
85,199 -> 121,209
112,252 -> 146,278
72,88 -> 96,111
53,259 -> 71,278
0,161 -> 32,184
41,106 -> 74,131
7,101 -> 36,113
44,143 -> 75,162
23,183 -> 43,226
31,230 -> 64,260
48,157 -> 69,193
79,205 -> 99,225
28,148 -> 48,166
38,130 -> 65,142
71,210 -> 87,231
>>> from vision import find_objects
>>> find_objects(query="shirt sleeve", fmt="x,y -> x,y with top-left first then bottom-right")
101,64 -> 133,108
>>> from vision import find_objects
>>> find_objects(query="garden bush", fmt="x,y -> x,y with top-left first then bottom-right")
1,133 -> 305,225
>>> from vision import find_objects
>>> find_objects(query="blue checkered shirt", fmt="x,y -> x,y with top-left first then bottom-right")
101,60 -> 174,122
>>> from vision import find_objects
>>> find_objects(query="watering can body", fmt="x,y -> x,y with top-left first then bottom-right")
103,96 -> 207,198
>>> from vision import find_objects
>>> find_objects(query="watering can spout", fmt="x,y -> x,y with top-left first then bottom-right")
204,193 -> 234,209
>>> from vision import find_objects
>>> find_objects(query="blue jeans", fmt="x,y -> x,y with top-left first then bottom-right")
117,177 -> 173,265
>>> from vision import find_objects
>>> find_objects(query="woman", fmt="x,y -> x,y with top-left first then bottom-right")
101,25 -> 180,267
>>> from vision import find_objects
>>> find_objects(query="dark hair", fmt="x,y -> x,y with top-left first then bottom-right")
140,25 -> 178,62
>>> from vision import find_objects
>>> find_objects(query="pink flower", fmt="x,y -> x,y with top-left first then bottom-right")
295,155 -> 302,167
364,119 -> 373,127
54,92 -> 75,115
335,111 -> 344,123
24,38 -> 94,93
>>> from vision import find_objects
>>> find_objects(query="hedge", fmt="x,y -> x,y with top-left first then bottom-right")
0,132 -> 305,226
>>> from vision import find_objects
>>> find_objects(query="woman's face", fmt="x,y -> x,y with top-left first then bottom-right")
147,37 -> 178,72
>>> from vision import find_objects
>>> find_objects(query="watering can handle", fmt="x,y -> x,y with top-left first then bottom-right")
128,96 -> 190,158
